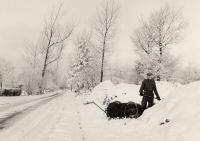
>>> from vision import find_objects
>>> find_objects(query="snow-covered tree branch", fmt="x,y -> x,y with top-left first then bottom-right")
131,4 -> 188,81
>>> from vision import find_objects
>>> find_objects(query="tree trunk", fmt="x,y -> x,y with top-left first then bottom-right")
160,46 -> 162,61
100,63 -> 104,82
100,43 -> 105,82
40,63 -> 47,93
157,47 -> 162,81
40,43 -> 51,93
0,75 -> 2,88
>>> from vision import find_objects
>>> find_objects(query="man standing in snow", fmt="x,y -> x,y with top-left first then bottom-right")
139,73 -> 161,109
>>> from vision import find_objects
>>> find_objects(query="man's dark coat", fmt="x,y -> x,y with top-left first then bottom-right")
139,79 -> 159,98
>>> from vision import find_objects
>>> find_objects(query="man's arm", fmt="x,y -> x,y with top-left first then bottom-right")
153,81 -> 160,99
139,80 -> 145,95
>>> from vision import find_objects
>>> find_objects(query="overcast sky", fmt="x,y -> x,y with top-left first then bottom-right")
1,0 -> 200,71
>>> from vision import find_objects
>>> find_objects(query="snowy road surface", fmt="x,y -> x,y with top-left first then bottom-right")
0,91 -> 84,141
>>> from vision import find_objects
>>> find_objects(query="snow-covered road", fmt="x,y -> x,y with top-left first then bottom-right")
0,91 -> 85,141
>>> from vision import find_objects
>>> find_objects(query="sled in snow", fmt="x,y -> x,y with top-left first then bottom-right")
84,101 -> 145,119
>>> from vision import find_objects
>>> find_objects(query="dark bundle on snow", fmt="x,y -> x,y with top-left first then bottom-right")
0,88 -> 21,96
106,101 -> 145,119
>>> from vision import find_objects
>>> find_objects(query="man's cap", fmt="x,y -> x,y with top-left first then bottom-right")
147,73 -> 153,76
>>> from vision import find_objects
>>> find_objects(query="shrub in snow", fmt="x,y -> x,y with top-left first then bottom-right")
18,68 -> 41,95
20,90 -> 28,96
45,81 -> 59,92
84,80 -> 114,104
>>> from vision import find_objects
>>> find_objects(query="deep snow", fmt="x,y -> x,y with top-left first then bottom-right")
82,80 -> 200,141
0,80 -> 200,141
84,80 -> 181,105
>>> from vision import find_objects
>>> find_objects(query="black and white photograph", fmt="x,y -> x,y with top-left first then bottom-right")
0,0 -> 200,140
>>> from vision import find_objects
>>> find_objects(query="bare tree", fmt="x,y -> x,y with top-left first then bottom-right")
0,58 -> 14,88
131,4 -> 188,81
37,3 -> 76,92
91,0 -> 120,82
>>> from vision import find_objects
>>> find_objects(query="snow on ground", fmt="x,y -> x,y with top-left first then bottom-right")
137,81 -> 200,141
85,80 -> 181,105
1,80 -> 200,141
0,90 -> 84,141
0,90 -> 62,107
84,80 -> 114,105
80,80 -> 200,141
156,81 -> 182,98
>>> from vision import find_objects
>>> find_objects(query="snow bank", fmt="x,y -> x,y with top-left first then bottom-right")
85,80 -> 180,105
137,81 -> 200,141
156,81 -> 181,98
92,80 -> 115,92
104,83 -> 141,104
84,80 -> 114,104
82,80 -> 200,140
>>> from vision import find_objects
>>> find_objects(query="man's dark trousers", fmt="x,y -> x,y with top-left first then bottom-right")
141,96 -> 154,109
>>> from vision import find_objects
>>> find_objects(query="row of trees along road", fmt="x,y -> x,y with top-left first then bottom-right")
0,1 -> 198,95
131,4 -> 189,81
69,3 -> 189,89
68,2 -> 191,90
20,2 -> 191,94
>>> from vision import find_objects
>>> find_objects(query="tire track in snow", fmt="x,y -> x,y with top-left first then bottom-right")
0,91 -> 87,141
0,92 -> 61,112
0,92 -> 63,131
0,91 -> 65,141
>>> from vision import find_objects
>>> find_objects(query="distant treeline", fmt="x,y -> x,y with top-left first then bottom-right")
0,88 -> 21,96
